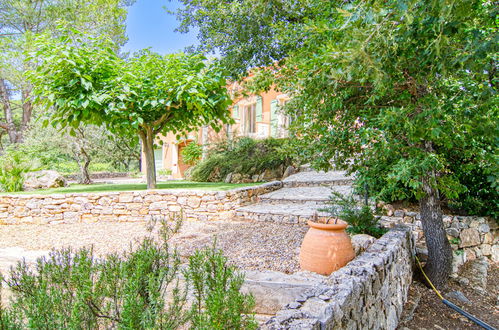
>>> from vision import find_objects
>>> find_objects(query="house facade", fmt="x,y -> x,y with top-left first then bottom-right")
143,83 -> 290,179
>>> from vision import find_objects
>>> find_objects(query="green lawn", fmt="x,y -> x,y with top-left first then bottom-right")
5,181 -> 262,195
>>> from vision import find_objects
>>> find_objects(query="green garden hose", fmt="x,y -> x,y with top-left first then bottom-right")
415,256 -> 497,330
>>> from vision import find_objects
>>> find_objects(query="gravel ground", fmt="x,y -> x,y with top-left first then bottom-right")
0,220 -> 308,274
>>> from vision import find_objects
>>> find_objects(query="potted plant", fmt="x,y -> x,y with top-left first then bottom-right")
299,213 -> 355,276
299,192 -> 387,275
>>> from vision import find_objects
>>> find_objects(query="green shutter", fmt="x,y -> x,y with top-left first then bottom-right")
232,105 -> 239,119
256,96 -> 263,121
270,99 -> 278,137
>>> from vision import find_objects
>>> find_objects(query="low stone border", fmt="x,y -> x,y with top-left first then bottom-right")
380,214 -> 498,264
262,225 -> 415,329
0,182 -> 282,225
63,172 -> 131,181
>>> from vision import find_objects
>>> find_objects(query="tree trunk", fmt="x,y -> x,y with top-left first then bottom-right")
78,159 -> 92,184
0,79 -> 19,144
420,172 -> 453,289
19,86 -> 33,143
73,130 -> 93,185
139,126 -> 157,189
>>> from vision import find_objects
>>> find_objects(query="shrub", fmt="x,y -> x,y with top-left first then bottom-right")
321,192 -> 387,238
190,137 -> 297,182
2,237 -> 188,328
355,142 -> 498,220
0,148 -> 34,192
184,244 -> 257,330
181,142 -> 203,166
0,215 -> 256,329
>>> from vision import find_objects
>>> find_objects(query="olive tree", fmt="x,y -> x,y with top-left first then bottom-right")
28,32 -> 231,188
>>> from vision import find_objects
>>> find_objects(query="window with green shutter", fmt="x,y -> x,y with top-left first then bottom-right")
232,105 -> 239,119
256,96 -> 263,121
270,99 -> 278,137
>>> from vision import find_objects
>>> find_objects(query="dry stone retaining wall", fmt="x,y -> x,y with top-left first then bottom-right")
263,225 -> 415,330
380,212 -> 498,264
0,182 -> 282,225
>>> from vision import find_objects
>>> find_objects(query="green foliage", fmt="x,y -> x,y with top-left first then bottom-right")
175,0 -> 497,285
0,147 -> 34,192
0,0 -> 134,146
176,0 -> 497,208
181,142 -> 203,166
28,28 -> 232,188
184,244 -> 257,330
190,137 -> 296,182
20,119 -> 140,176
322,192 -> 388,238
157,168 -> 173,176
2,214 -> 188,329
0,214 -> 255,328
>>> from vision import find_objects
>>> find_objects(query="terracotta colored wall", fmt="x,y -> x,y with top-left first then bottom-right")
142,86 -> 287,177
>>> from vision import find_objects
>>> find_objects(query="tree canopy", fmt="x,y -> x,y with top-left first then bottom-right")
176,0 -> 498,287
0,0 -> 134,146
28,31 -> 232,189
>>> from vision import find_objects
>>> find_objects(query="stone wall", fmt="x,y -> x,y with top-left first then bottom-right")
263,226 -> 415,329
0,182 -> 282,225
379,212 -> 499,264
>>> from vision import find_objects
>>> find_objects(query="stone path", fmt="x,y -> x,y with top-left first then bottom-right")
236,170 -> 354,223
0,247 -> 49,276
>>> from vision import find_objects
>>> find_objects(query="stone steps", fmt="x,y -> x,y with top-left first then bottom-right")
236,169 -> 356,224
258,186 -> 352,205
236,202 -> 331,224
282,170 -> 353,188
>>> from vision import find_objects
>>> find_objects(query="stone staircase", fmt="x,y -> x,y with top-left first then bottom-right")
236,170 -> 354,223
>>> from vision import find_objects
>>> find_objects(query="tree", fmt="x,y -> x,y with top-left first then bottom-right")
22,118 -> 141,183
28,31 -> 232,189
175,0 -> 498,287
0,0 -> 134,147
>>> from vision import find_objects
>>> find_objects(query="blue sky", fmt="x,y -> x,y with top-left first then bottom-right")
123,0 -> 198,54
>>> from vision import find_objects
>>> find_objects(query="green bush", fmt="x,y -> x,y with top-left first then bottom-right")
190,137 -> 296,182
321,192 -> 388,238
0,215 -> 255,329
355,150 -> 498,220
181,143 -> 203,166
0,148 -> 34,192
51,161 -> 80,174
2,240 -> 188,328
184,244 -> 257,330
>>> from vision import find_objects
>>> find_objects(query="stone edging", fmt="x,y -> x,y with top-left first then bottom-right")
380,214 -> 498,265
0,181 -> 282,225
262,225 -> 415,329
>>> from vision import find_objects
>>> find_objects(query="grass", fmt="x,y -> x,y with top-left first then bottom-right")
4,181 -> 263,195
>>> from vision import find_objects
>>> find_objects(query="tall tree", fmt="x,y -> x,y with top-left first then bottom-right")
0,0 -> 134,147
176,0 -> 498,287
28,32 -> 232,189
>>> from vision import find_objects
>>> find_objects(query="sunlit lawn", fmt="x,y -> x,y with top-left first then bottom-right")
4,181 -> 262,195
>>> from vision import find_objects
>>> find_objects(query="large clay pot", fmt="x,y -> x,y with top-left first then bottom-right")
299,220 -> 355,275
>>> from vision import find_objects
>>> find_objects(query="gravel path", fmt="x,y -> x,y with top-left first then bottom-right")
0,220 -> 308,274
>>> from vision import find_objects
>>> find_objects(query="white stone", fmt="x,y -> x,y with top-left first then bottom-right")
23,170 -> 67,190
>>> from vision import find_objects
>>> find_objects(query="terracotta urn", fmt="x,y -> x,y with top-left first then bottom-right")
299,219 -> 355,275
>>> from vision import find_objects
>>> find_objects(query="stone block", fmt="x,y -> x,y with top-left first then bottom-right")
459,228 -> 480,248
351,234 -> 376,256
492,245 -> 499,263
446,227 -> 460,238
149,201 -> 169,211
187,196 -> 201,208
118,193 -> 134,203
478,223 -> 490,233
481,244 -> 492,256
